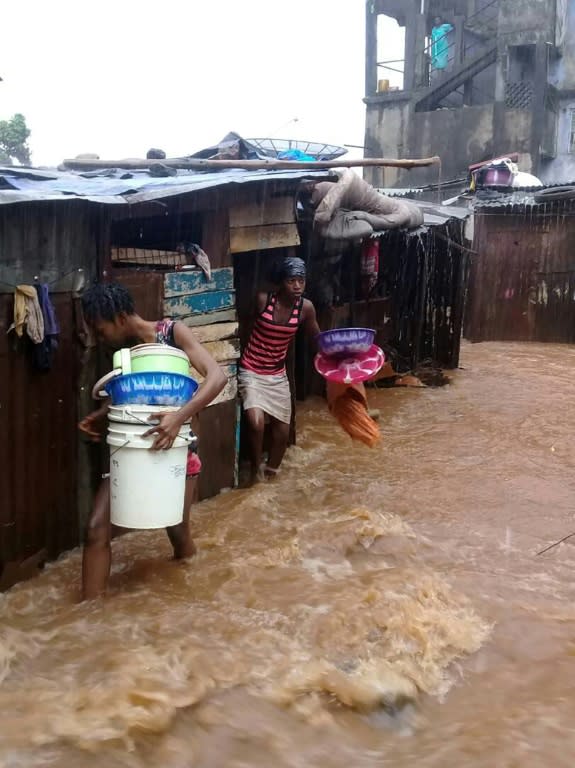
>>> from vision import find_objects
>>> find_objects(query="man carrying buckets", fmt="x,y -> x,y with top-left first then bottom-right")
78,283 -> 226,600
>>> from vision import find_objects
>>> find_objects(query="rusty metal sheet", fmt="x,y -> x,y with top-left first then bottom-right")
0,293 -> 80,570
113,270 -> 164,322
0,201 -> 102,587
466,209 -> 575,342
370,224 -> 468,368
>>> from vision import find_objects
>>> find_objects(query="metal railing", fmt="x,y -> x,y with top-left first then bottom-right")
376,58 -> 405,77
374,0 -> 500,95
421,0 -> 500,86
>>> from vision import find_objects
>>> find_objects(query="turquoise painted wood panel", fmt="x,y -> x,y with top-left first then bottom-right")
164,268 -> 234,298
234,400 -> 241,488
164,290 -> 235,318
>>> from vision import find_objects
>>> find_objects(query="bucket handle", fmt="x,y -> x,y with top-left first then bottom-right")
91,369 -> 122,400
123,406 -> 198,447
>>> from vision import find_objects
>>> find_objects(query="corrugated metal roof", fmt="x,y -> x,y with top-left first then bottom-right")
417,201 -> 470,223
0,166 -> 332,206
377,187 -> 425,198
370,202 -> 470,231
474,183 -> 575,210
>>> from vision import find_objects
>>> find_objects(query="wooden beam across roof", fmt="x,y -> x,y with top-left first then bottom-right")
62,155 -> 441,172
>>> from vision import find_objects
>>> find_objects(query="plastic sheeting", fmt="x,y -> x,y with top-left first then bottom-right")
0,166 -> 331,206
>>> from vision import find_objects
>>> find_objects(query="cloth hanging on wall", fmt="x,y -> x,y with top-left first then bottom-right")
8,285 -> 44,343
33,284 -> 60,371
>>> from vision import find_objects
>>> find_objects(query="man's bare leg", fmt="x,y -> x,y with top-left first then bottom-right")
166,475 -> 198,559
265,417 -> 290,478
82,478 -> 112,600
245,407 -> 266,484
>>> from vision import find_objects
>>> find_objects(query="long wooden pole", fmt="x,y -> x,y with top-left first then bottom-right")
62,156 -> 441,172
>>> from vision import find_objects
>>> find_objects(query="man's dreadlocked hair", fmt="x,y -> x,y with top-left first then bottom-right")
81,282 -> 135,324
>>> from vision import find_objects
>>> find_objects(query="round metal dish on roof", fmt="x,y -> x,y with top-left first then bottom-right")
245,138 -> 347,162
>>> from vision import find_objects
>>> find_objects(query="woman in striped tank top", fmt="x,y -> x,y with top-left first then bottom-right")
239,257 -> 320,484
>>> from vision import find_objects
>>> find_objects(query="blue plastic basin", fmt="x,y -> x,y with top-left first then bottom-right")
105,372 -> 198,406
316,328 -> 375,357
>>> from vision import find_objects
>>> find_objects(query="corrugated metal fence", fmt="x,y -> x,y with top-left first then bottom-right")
466,200 -> 575,342
376,221 -> 469,368
0,201 -> 102,588
0,294 -> 80,567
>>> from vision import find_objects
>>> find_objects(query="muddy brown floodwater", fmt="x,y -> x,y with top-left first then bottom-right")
2,341 -> 575,767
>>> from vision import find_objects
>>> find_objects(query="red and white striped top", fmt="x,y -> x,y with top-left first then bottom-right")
240,293 -> 303,375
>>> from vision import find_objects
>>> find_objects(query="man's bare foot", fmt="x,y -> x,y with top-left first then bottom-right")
239,467 -> 263,488
173,539 -> 197,560
263,466 -> 279,481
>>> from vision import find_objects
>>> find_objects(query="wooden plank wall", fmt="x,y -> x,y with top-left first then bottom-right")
0,202 -> 103,589
229,191 -> 300,254
164,237 -> 240,497
465,208 -> 575,343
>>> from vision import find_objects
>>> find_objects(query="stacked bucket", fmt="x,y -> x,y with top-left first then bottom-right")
91,344 -> 198,529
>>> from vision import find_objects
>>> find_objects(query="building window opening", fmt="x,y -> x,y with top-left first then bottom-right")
377,14 -> 405,92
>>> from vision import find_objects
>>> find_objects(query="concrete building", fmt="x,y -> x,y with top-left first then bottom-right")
364,0 -> 572,187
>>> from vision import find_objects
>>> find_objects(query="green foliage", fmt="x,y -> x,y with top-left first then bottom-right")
0,113 -> 31,165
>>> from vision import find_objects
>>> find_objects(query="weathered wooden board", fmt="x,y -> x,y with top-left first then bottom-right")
181,309 -> 237,327
197,398 -> 238,499
229,195 -> 295,228
114,271 -> 164,323
230,223 -> 300,254
202,338 -> 240,363
112,247 -> 186,267
202,208 -> 232,269
164,267 -> 234,298
191,362 -> 238,407
191,321 -> 238,343
164,290 -> 235,318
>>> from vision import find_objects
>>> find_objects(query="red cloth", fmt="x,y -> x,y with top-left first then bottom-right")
186,451 -> 202,477
360,239 -> 380,276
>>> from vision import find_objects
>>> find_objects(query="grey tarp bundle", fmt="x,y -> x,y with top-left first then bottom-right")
312,169 -> 424,240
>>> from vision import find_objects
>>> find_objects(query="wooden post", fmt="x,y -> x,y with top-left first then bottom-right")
531,41 -> 549,176
454,15 -> 465,68
201,208 -> 231,269
63,156 -> 442,172
414,12 -> 429,89
366,0 -> 378,97
403,6 -> 419,91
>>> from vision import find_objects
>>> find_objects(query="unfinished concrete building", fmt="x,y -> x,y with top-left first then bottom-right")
364,0 -> 572,187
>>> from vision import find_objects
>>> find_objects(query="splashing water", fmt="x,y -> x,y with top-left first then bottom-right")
4,342 -> 575,767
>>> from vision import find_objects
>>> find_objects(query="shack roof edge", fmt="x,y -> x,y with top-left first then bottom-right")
0,166 -> 334,207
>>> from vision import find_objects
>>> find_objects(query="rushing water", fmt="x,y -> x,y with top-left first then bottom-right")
2,342 -> 575,767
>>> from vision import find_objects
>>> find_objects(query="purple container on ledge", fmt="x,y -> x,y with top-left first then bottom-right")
316,328 -> 375,358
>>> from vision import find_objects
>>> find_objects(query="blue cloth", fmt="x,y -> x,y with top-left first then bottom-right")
278,149 -> 316,162
431,23 -> 453,70
37,283 -> 59,336
279,256 -> 306,280
33,284 -> 59,371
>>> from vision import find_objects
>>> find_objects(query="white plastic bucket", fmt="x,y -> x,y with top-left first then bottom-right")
106,405 -> 190,529
108,404 -> 183,425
